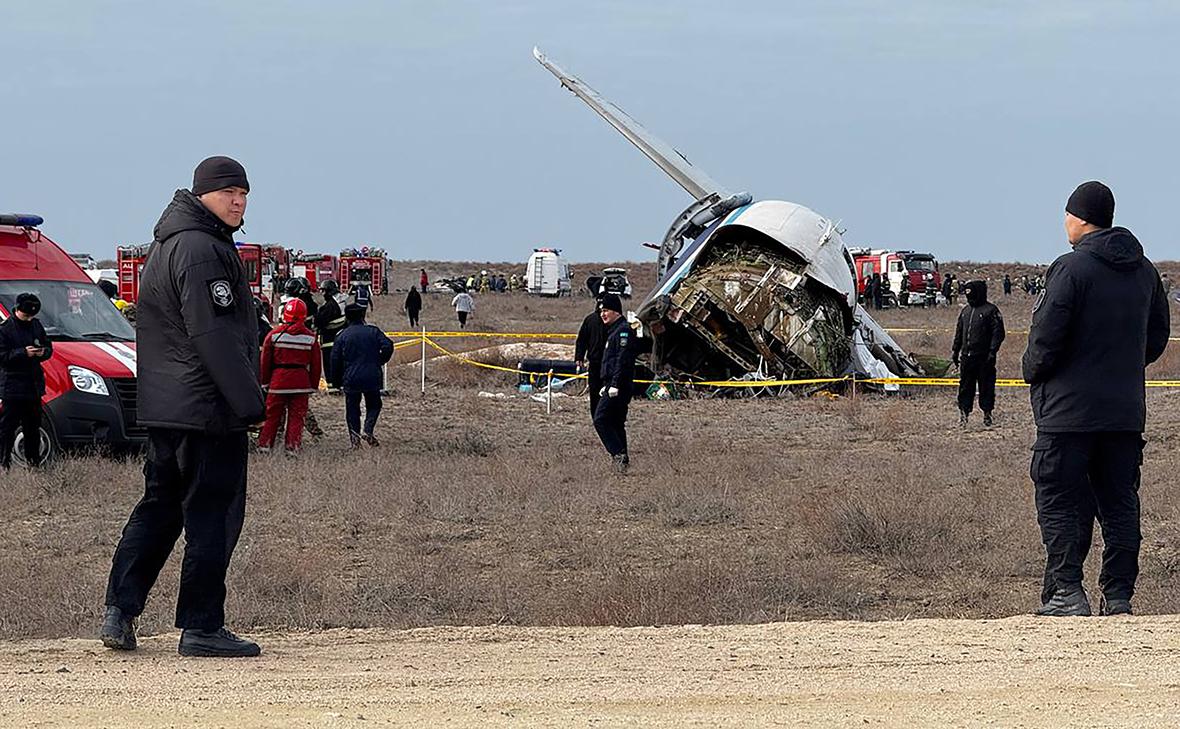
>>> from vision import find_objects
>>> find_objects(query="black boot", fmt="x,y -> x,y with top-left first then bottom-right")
982,411 -> 994,427
958,410 -> 969,428
1100,597 -> 1133,616
178,627 -> 261,657
362,433 -> 380,447
100,606 -> 137,651
1037,586 -> 1092,617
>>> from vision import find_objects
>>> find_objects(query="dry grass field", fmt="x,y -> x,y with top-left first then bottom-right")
1,260 -> 1178,642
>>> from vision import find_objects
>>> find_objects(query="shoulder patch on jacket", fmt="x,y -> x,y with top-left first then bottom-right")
208,279 -> 235,315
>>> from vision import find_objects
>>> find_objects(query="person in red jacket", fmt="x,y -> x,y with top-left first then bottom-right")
258,298 -> 322,454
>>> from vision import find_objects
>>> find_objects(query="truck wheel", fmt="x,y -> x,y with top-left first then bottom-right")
13,413 -> 57,467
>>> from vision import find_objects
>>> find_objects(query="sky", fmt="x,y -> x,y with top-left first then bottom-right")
4,0 -> 1179,266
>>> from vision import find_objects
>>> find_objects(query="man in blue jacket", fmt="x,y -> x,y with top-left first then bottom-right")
331,304 -> 394,447
1023,181 -> 1170,617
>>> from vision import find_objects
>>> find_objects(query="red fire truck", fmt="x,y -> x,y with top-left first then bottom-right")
116,244 -> 150,304
290,253 -> 338,291
338,247 -> 387,294
2,214 -> 144,465
235,243 -> 264,299
849,248 -> 941,303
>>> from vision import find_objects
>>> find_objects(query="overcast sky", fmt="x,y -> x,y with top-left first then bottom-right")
4,0 -> 1178,267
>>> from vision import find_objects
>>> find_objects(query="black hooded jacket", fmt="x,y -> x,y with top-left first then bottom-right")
404,287 -> 422,314
952,280 -> 1005,361
136,190 -> 265,433
1022,227 -> 1170,433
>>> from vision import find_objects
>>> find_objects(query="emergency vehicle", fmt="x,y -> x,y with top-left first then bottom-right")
290,253 -> 338,291
1,214 -> 143,465
525,248 -> 572,296
236,243 -> 264,299
849,248 -> 941,301
338,247 -> 387,294
116,244 -> 150,304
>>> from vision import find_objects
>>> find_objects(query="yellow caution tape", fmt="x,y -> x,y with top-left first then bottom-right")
391,332 -> 1180,389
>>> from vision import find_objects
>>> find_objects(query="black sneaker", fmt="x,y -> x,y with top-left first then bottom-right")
178,627 -> 261,658
100,606 -> 137,651
958,411 -> 969,428
1100,597 -> 1133,616
362,433 -> 380,447
1037,586 -> 1092,617
983,411 -> 994,428
349,432 -> 362,449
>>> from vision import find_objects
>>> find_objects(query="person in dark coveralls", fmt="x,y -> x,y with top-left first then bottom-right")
102,157 -> 266,657
0,293 -> 53,469
404,286 -> 423,329
331,304 -> 394,447
1023,181 -> 1170,617
593,293 -> 637,472
951,280 -> 1005,428
574,296 -> 608,418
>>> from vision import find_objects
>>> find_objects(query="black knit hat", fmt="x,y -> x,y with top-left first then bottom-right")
15,292 -> 41,315
1066,181 -> 1114,228
600,292 -> 623,314
192,156 -> 250,196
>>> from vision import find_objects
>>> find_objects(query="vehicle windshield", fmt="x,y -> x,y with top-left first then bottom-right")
0,280 -> 135,342
904,257 -> 936,272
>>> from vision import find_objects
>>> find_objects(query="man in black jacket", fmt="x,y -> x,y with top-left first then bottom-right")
102,157 -> 266,657
0,293 -> 53,469
1023,181 -> 1170,617
314,279 -> 347,387
952,280 -> 1005,427
331,304 -> 394,447
575,296 -> 607,417
593,294 -> 636,472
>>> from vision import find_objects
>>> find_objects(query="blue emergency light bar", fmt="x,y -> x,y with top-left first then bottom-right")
0,214 -> 44,227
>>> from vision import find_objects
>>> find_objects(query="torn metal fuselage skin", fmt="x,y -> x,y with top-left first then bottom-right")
639,199 -> 919,383
533,47 -> 922,386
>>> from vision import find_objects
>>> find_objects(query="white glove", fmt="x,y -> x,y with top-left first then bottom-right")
599,387 -> 607,397
607,387 -> 619,398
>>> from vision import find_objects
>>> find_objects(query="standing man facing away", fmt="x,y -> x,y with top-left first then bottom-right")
331,304 -> 394,448
1023,181 -> 1170,617
952,280 -> 1005,428
593,293 -> 637,473
452,289 -> 474,329
575,296 -> 608,419
0,293 -> 53,469
404,286 -> 423,329
102,156 -> 266,657
258,298 -> 321,455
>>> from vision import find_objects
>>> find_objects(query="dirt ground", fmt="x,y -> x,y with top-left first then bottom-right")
2,260 -> 1178,726
3,616 -> 1179,728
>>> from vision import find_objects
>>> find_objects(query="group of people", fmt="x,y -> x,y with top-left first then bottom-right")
462,271 -> 521,294
1,158 -> 1171,657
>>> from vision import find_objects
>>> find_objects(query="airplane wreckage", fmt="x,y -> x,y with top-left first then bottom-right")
534,48 -> 923,387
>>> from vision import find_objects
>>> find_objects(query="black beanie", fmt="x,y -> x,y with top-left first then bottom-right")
192,156 -> 250,196
600,292 -> 623,315
15,292 -> 41,315
344,303 -> 367,323
1065,181 -> 1114,228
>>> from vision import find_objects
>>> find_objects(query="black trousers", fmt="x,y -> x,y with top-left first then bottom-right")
408,311 -> 420,328
1032,431 -> 1144,601
587,367 -> 603,419
345,390 -> 382,436
321,346 -> 334,386
0,397 -> 41,469
457,311 -> 468,328
957,356 -> 996,414
593,393 -> 630,457
105,428 -> 249,630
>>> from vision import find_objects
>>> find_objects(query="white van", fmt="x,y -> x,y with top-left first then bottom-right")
525,248 -> 571,296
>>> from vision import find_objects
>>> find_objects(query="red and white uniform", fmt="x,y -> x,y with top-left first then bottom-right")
258,300 -> 321,452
